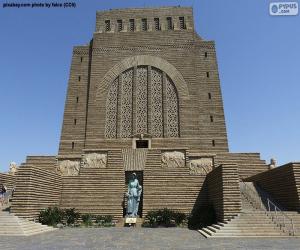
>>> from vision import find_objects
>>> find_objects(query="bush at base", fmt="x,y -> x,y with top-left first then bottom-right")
95,215 -> 114,227
64,208 -> 80,226
39,207 -> 115,228
142,208 -> 186,227
38,206 -> 64,226
81,213 -> 93,227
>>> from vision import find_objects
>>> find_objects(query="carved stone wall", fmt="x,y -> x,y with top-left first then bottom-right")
120,69 -> 133,138
136,66 -> 148,133
82,153 -> 107,168
104,66 -> 179,138
189,158 -> 213,175
150,67 -> 163,137
161,151 -> 185,168
105,78 -> 119,138
56,160 -> 80,176
166,76 -> 179,137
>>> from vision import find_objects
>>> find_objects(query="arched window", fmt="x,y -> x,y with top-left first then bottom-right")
105,66 -> 180,138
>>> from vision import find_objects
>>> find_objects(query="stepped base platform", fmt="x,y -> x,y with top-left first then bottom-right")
0,210 -> 58,236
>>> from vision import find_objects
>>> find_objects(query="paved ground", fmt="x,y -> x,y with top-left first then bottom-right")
0,228 -> 300,250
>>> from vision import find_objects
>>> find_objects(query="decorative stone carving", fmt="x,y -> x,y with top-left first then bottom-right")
162,151 -> 185,168
83,153 -> 107,168
120,68 -> 133,138
8,162 -> 18,175
150,67 -> 163,137
136,66 -> 148,134
104,65 -> 180,139
56,160 -> 80,176
189,158 -> 213,175
105,78 -> 119,138
166,76 -> 179,137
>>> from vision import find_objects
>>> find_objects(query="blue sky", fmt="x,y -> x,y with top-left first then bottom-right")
0,0 -> 299,172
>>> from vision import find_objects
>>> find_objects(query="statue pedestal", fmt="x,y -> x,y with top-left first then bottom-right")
125,217 -> 137,226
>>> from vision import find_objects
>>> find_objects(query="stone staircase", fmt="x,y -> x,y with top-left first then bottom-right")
241,182 -> 300,236
198,195 -> 286,238
280,211 -> 300,236
0,210 -> 57,236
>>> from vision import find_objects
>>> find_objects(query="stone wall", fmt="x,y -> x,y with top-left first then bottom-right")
59,150 -> 125,218
206,164 -> 242,221
142,149 -> 208,216
215,153 -> 269,179
245,162 -> 300,211
11,165 -> 62,220
25,156 -> 57,172
0,173 -> 16,189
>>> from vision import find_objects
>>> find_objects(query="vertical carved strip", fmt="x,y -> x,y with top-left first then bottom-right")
166,76 -> 179,137
162,72 -> 167,137
116,76 -> 122,138
136,66 -> 148,134
120,68 -> 133,138
105,78 -> 118,138
150,67 -> 163,137
147,65 -> 152,135
132,66 -> 137,135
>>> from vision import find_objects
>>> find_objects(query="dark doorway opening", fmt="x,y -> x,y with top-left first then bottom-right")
123,171 -> 143,217
136,140 -> 149,148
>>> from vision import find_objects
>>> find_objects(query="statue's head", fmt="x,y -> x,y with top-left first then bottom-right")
132,172 -> 137,179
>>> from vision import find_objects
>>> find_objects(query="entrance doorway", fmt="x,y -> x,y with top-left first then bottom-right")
123,171 -> 143,217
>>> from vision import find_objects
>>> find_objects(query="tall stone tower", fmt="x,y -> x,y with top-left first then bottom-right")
58,7 -> 229,157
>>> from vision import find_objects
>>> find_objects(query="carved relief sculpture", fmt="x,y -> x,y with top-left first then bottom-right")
189,158 -> 213,175
56,160 -> 80,176
162,151 -> 185,168
83,153 -> 107,168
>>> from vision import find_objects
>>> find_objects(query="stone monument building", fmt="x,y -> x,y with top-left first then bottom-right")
1,7 -> 299,234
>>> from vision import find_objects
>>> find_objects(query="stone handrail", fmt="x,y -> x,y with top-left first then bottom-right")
240,181 -> 295,236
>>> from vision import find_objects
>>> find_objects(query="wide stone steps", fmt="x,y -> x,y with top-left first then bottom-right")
0,211 -> 57,236
198,196 -> 287,238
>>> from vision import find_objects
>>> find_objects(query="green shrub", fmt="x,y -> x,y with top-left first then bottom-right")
95,215 -> 105,224
38,206 -> 64,226
173,211 -> 187,225
103,215 -> 113,223
188,205 -> 217,229
81,213 -> 93,227
145,210 -> 159,226
64,208 -> 80,226
95,215 -> 114,227
143,208 -> 186,227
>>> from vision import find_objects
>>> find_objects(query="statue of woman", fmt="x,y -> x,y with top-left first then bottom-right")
126,173 -> 142,217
